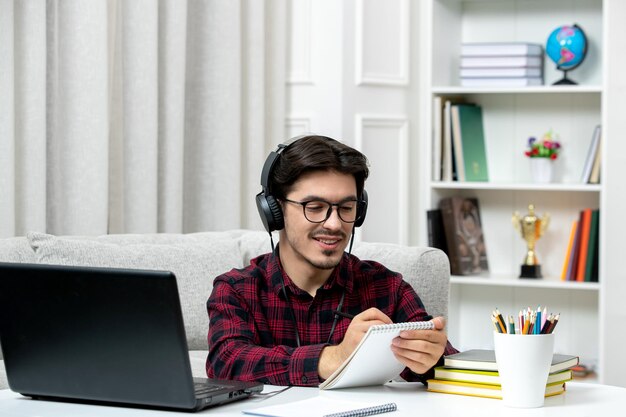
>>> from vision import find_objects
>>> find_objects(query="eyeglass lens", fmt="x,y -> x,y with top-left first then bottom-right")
303,200 -> 359,223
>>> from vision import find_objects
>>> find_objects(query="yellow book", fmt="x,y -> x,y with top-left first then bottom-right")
434,366 -> 573,386
427,379 -> 566,399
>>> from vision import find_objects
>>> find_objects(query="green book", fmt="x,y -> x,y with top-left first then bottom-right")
584,209 -> 600,282
434,366 -> 573,386
456,104 -> 489,182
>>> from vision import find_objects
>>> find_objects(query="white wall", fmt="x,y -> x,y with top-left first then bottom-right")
286,0 -> 423,245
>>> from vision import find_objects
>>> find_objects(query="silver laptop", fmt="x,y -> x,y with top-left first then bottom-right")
0,262 -> 263,411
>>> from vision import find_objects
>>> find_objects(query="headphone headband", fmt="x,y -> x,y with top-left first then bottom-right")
256,139 -> 368,233
259,144 -> 286,190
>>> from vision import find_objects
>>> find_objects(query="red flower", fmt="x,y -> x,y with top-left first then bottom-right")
550,153 -> 557,160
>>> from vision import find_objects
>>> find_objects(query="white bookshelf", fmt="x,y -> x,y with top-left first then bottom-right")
417,0 -> 626,385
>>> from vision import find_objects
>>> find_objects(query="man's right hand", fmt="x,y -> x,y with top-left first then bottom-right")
318,307 -> 392,380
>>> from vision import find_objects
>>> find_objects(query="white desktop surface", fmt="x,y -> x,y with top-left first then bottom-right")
0,381 -> 623,417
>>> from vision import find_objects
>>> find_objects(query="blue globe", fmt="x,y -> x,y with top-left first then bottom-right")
546,24 -> 587,71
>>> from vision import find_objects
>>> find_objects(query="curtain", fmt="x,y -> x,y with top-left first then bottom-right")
0,0 -> 286,237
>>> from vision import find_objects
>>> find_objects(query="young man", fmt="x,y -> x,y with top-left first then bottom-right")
206,135 -> 456,386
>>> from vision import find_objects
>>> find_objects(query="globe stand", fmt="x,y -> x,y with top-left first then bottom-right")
553,69 -> 577,85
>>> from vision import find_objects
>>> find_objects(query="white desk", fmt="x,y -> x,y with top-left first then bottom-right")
0,381 -> 623,416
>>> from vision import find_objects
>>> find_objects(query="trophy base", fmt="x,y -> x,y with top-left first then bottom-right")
520,264 -> 542,279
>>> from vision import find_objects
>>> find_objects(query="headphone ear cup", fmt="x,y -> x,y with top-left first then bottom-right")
354,189 -> 368,228
266,195 -> 284,231
256,192 -> 284,232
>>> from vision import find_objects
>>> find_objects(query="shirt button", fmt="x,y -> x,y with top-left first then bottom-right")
301,376 -> 308,384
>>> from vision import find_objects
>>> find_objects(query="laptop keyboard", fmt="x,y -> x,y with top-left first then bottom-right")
194,382 -> 229,397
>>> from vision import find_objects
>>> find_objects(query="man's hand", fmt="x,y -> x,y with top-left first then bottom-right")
390,316 -> 447,375
318,308 -> 392,380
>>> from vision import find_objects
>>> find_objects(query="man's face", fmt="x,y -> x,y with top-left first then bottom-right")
279,170 -> 358,276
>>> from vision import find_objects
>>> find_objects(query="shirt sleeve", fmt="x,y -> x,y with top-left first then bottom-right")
206,279 -> 325,387
393,280 -> 459,384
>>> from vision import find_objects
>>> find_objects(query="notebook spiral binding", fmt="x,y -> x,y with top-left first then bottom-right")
369,321 -> 434,333
324,402 -> 398,417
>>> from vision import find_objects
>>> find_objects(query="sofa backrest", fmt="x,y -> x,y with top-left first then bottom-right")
0,230 -> 450,353
352,242 -> 449,320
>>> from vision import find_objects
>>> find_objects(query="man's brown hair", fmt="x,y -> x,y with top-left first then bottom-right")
269,135 -> 369,200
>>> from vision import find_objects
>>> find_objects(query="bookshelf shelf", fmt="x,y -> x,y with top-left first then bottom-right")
432,86 -> 603,95
450,275 -> 600,291
431,182 -> 602,192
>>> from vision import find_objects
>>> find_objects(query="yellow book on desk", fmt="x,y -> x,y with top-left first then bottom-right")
427,379 -> 566,399
434,366 -> 573,386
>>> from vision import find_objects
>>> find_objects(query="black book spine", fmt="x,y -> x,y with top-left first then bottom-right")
427,209 -> 449,255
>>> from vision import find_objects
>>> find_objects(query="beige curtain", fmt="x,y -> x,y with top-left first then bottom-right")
0,0 -> 286,237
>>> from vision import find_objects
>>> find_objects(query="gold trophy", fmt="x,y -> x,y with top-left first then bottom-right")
512,204 -> 550,278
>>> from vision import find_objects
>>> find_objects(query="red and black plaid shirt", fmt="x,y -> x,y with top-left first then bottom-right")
206,247 -> 457,386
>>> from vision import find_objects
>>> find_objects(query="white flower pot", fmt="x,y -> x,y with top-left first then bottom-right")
530,158 -> 554,183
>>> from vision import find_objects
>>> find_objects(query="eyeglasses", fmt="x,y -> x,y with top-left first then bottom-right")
283,198 -> 366,224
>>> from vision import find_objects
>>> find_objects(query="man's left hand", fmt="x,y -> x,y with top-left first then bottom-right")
390,316 -> 447,375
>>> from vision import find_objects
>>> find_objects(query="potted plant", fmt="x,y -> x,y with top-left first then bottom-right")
525,131 -> 561,183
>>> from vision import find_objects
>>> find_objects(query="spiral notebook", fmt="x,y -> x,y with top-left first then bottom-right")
243,396 -> 397,417
319,321 -> 435,390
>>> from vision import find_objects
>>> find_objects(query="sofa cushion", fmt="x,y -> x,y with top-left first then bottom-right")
27,232 -> 242,350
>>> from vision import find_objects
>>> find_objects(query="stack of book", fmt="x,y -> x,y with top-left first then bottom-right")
431,98 -> 489,182
427,349 -> 578,399
561,208 -> 600,282
460,42 -> 544,87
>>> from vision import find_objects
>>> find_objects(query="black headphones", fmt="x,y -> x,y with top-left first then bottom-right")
255,140 -> 368,233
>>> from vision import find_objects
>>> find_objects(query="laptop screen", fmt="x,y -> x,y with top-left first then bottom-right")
0,262 -> 260,410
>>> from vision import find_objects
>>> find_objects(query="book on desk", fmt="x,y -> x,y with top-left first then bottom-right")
243,397 -> 397,417
427,349 -> 579,399
427,379 -> 566,399
442,349 -> 579,373
433,366 -> 572,387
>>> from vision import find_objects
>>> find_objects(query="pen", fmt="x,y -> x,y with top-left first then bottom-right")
333,311 -> 435,323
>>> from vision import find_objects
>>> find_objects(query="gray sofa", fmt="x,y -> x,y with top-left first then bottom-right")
0,230 -> 450,390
